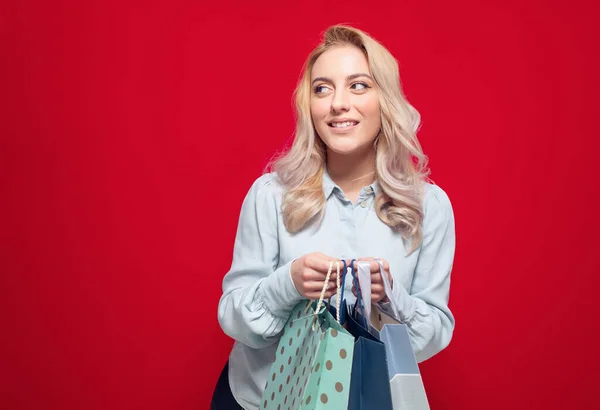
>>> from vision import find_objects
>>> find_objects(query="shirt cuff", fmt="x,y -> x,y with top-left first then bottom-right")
377,283 -> 416,323
259,260 -> 304,316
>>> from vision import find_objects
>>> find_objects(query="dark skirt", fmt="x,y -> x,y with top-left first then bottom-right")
211,361 -> 244,410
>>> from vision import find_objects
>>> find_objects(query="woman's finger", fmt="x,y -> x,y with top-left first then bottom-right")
361,258 -> 391,273
303,281 -> 332,292
371,272 -> 383,283
305,286 -> 340,300
353,257 -> 389,274
324,289 -> 339,299
367,259 -> 393,289
353,257 -> 373,272
306,257 -> 344,274
301,269 -> 338,282
377,258 -> 391,273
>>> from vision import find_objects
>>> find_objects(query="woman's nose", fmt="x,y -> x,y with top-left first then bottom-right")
331,90 -> 350,113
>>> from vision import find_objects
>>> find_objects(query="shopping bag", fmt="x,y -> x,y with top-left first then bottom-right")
335,260 -> 393,410
354,259 -> 431,410
260,262 -> 354,410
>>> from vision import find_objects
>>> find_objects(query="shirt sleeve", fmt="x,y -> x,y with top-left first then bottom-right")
379,183 -> 456,362
217,174 -> 304,349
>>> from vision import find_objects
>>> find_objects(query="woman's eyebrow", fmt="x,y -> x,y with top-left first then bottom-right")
311,73 -> 373,85
347,73 -> 373,81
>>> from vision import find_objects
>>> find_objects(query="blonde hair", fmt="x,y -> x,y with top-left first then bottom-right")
269,25 -> 430,253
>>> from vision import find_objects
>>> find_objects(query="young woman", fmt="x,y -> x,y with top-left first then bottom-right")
212,25 -> 456,410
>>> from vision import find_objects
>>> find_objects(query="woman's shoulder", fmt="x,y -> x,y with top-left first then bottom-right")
423,181 -> 454,217
246,172 -> 285,201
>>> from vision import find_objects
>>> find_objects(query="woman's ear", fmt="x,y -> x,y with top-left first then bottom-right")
373,129 -> 382,148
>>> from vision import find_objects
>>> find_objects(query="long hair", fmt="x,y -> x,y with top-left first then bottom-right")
269,25 -> 430,253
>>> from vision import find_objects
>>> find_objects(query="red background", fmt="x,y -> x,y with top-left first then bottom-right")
2,1 -> 599,409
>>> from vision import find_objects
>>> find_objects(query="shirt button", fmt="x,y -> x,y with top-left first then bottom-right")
365,187 -> 373,194
360,201 -> 368,208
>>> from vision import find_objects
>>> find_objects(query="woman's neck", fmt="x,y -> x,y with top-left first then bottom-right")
326,148 -> 376,201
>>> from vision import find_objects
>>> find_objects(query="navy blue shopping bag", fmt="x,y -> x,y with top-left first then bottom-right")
328,260 -> 393,410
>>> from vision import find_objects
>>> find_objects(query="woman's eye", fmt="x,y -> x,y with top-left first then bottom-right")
351,82 -> 370,91
314,85 -> 329,94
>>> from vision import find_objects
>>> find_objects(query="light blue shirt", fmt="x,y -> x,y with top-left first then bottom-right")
218,171 -> 456,410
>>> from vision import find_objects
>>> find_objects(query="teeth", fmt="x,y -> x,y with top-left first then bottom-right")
331,121 -> 356,128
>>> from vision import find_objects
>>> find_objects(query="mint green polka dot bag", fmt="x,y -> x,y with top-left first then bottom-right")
260,262 -> 354,410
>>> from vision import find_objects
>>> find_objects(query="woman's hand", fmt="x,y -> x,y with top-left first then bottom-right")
290,252 -> 342,300
351,257 -> 393,303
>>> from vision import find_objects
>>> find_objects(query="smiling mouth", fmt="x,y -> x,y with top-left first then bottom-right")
328,121 -> 359,129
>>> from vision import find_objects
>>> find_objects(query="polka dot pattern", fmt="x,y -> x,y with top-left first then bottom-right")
259,301 -> 354,409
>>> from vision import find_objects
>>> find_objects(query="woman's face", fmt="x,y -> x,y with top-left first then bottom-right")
310,45 -> 381,157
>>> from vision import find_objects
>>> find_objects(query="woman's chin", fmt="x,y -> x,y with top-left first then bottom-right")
324,141 -> 374,157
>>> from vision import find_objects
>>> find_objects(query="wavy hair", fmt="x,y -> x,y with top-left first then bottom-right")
269,25 -> 430,253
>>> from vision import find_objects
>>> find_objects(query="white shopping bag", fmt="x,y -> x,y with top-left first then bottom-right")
355,260 -> 431,410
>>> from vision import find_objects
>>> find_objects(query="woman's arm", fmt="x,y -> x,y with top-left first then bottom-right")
217,174 -> 304,349
379,184 -> 456,362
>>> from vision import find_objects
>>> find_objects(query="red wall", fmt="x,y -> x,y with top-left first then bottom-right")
2,1 -> 599,409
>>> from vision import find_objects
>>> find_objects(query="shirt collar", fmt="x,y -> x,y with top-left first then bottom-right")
322,167 -> 380,199
322,167 -> 338,199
